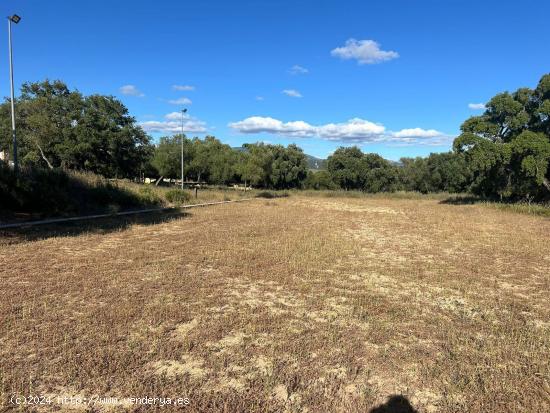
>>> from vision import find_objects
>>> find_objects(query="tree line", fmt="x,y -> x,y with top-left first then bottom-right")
0,80 -> 151,178
151,136 -> 472,193
1,75 -> 549,200
150,136 -> 308,189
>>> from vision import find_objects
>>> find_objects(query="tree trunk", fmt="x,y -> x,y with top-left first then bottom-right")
535,164 -> 550,193
36,144 -> 54,170
155,176 -> 164,186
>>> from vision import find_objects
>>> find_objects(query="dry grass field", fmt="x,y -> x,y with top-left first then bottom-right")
1,194 -> 549,412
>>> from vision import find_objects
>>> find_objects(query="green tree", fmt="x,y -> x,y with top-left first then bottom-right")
399,157 -> 431,193
189,136 -> 236,184
270,144 -> 308,189
304,170 -> 337,190
361,153 -> 399,193
76,94 -> 152,177
0,79 -> 152,178
234,143 -> 307,189
327,147 -> 365,190
454,73 -> 550,199
327,147 -> 398,192
234,150 -> 264,187
151,135 -> 193,179
399,153 -> 471,193
241,143 -> 273,187
0,80 -> 83,168
511,131 -> 550,195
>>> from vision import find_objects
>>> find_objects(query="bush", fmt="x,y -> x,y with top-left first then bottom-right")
255,191 -> 289,199
137,186 -> 162,205
0,163 -> 161,218
165,189 -> 191,205
1,163 -> 70,214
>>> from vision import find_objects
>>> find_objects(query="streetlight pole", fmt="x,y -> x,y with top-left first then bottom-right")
181,108 -> 187,190
7,15 -> 21,173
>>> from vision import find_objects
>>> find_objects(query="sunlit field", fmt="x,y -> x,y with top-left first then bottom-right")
1,195 -> 549,412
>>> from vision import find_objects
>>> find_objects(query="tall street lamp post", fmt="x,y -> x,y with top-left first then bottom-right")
181,108 -> 187,190
8,14 -> 21,173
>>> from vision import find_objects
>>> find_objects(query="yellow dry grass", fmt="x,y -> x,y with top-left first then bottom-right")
0,195 -> 549,412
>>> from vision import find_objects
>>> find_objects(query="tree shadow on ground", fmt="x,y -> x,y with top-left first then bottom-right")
0,210 -> 190,245
439,195 -> 483,205
369,395 -> 418,413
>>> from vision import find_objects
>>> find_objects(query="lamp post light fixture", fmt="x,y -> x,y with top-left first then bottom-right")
8,14 -> 21,173
181,108 -> 187,190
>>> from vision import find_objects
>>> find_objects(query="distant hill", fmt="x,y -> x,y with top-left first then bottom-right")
232,146 -> 326,170
305,154 -> 326,170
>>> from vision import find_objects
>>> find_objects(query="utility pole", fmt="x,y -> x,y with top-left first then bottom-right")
7,15 -> 21,173
180,108 -> 187,190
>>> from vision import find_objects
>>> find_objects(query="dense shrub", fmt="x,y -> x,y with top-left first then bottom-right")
327,148 -> 400,192
399,152 -> 471,194
0,163 -> 160,218
137,186 -> 162,205
165,189 -> 191,205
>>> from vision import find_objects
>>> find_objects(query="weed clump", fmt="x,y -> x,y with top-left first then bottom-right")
165,189 -> 191,206
137,186 -> 162,205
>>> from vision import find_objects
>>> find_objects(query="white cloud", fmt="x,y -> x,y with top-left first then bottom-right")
173,84 -> 195,91
256,96 -> 265,101
229,116 -> 315,138
165,111 -> 189,121
331,39 -> 399,65
317,119 -> 386,142
168,97 -> 192,105
119,85 -> 144,97
140,112 -> 207,134
288,65 -> 309,75
390,128 -> 451,146
468,103 -> 486,110
229,116 -> 448,145
282,89 -> 303,98
392,128 -> 442,138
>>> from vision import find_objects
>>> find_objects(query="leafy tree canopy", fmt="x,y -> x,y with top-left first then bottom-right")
454,73 -> 550,199
0,79 -> 152,178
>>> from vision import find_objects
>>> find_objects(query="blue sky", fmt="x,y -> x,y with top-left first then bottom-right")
2,0 -> 549,160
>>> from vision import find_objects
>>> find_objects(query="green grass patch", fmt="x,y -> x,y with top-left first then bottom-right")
165,189 -> 192,206
485,201 -> 550,217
